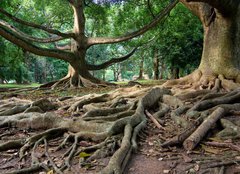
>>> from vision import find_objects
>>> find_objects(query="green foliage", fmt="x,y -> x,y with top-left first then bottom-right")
157,4 -> 203,75
0,0 -> 203,83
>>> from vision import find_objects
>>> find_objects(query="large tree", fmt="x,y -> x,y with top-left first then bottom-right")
0,0 -> 177,88
165,0 -> 240,91
2,1 -> 240,174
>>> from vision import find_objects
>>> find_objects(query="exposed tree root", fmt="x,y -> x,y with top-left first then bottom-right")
0,86 -> 170,173
163,69 -> 240,94
1,83 -> 240,173
39,71 -> 117,89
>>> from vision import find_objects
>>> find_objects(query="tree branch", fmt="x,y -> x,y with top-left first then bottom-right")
0,20 -> 68,43
147,0 -> 156,18
0,8 -> 75,38
87,0 -> 178,46
55,43 -> 71,50
0,25 -> 74,62
87,47 -> 138,70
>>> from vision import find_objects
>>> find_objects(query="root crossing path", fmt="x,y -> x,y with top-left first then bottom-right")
0,85 -> 240,174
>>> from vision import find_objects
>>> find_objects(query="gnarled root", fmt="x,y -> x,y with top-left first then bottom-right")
2,83 -> 240,174
163,69 -> 240,94
0,86 -> 170,174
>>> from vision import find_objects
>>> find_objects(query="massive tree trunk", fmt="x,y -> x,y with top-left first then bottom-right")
164,1 -> 240,91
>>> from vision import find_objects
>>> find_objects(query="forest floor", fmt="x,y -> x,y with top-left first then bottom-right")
0,81 -> 240,174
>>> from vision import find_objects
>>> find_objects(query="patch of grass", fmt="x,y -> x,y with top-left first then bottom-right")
0,83 -> 40,88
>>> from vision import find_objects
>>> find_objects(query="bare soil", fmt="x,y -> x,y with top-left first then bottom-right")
1,85 -> 240,174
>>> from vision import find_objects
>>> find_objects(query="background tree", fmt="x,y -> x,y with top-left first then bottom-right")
165,0 -> 240,91
0,0 -> 178,88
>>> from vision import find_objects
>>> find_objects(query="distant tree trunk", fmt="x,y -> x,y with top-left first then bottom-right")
102,70 -> 106,81
153,49 -> 159,80
159,61 -> 165,79
34,61 -> 40,83
92,71 -> 95,77
171,67 -> 179,79
138,57 -> 144,80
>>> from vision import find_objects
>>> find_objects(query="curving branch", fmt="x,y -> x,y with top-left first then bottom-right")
0,20 -> 68,43
0,25 -> 74,62
87,47 -> 138,71
0,8 -> 75,38
87,0 -> 178,46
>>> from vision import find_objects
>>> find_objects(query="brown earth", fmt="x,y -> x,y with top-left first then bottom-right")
1,84 -> 240,174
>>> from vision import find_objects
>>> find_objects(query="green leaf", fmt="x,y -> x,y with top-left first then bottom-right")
79,152 -> 92,158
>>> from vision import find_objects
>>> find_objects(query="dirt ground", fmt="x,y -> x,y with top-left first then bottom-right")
1,119 -> 239,174
1,85 -> 240,174
125,121 -> 240,174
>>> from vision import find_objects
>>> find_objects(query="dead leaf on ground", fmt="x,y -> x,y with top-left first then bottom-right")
181,153 -> 193,163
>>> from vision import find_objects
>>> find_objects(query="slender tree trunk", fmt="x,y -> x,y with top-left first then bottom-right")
102,70 -> 106,81
153,49 -> 159,80
159,61 -> 165,79
172,67 -> 179,79
138,57 -> 144,80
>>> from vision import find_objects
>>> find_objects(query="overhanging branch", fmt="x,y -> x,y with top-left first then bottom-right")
87,47 -> 138,71
0,26 -> 74,62
0,20 -> 68,43
87,0 -> 178,46
0,8 -> 75,38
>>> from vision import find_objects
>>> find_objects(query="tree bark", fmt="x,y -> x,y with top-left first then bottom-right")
159,61 -> 165,79
153,48 -> 159,80
198,8 -> 240,81
165,1 -> 240,90
138,57 -> 144,80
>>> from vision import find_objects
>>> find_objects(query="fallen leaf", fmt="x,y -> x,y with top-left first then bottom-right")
47,170 -> 54,174
182,153 -> 193,163
148,149 -> 154,153
201,144 -> 223,154
148,142 -> 154,146
79,152 -> 91,158
194,164 -> 200,171
163,169 -> 170,173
